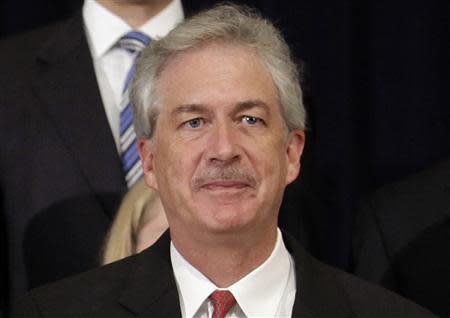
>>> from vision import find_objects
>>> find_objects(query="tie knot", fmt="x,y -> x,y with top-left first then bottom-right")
210,290 -> 236,318
118,31 -> 151,55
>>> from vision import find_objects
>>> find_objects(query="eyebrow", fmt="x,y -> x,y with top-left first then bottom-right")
172,100 -> 270,117
234,100 -> 270,114
171,104 -> 211,116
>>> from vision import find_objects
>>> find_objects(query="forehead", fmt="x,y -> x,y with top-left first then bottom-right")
155,42 -> 280,113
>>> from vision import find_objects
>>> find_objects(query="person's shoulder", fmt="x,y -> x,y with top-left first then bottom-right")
304,252 -> 438,317
0,12 -> 83,67
284,232 -> 437,317
358,158 -> 450,225
13,232 -> 173,317
13,254 -> 139,317
0,22 -> 60,61
368,158 -> 450,208
327,264 -> 437,317
0,21 -> 66,87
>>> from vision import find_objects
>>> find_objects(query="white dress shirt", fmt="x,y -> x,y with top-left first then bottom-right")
82,0 -> 184,152
171,229 -> 297,318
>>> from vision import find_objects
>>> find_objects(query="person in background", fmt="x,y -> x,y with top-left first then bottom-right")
101,179 -> 167,265
0,0 -> 189,313
13,4 -> 436,317
353,158 -> 450,317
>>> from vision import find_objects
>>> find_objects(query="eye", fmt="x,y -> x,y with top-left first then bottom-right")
183,118 -> 204,129
241,115 -> 262,126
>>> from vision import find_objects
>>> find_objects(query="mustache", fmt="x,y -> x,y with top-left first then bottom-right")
192,166 -> 257,191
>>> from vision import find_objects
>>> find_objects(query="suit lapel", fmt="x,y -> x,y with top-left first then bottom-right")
284,232 -> 353,318
33,12 -> 126,212
118,232 -> 182,317
115,231 -> 354,317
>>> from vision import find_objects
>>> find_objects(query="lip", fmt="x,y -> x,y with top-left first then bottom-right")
201,180 -> 250,190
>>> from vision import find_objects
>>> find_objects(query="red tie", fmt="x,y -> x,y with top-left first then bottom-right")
210,290 -> 236,318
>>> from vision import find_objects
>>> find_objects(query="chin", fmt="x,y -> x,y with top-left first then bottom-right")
191,195 -> 263,231
204,209 -> 258,233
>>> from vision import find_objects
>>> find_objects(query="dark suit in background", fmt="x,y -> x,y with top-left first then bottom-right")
13,232 -> 436,318
0,11 -> 126,309
352,159 -> 450,317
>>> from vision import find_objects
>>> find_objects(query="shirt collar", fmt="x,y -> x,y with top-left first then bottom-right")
82,0 -> 184,58
171,242 -> 217,318
171,229 -> 293,317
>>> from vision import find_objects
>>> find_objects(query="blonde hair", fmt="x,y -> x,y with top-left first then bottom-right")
101,180 -> 162,265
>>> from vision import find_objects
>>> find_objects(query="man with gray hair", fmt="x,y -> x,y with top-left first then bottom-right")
14,4 -> 436,317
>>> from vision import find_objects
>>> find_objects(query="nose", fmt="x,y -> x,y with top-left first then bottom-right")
205,122 -> 241,165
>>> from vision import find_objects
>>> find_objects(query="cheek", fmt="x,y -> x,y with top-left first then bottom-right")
154,139 -> 199,190
251,137 -> 287,173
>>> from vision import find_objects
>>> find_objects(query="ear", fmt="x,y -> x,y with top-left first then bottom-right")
138,138 -> 159,190
285,129 -> 305,185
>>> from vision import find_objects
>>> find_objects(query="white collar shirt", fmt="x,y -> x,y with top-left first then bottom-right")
82,0 -> 184,152
171,229 -> 297,318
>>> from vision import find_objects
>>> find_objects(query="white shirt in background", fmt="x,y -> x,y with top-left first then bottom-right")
82,0 -> 184,152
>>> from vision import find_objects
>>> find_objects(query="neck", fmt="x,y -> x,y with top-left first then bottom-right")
96,0 -> 172,28
171,225 -> 278,287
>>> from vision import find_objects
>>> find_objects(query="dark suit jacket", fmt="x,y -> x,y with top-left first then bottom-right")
0,10 -> 127,311
12,231 -> 435,318
352,159 -> 450,317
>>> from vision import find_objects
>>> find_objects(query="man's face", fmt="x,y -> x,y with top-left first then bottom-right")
139,43 -> 304,237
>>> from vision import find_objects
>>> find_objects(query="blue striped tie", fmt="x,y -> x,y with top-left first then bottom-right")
118,31 -> 151,187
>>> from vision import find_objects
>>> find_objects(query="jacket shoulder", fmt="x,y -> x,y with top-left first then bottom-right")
12,255 -> 138,317
0,20 -> 65,63
360,158 -> 450,219
284,232 -> 437,317
330,265 -> 437,317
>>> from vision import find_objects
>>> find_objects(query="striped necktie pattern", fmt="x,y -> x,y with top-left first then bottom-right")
117,31 -> 151,187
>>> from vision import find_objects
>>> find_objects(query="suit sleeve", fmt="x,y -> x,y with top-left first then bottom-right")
352,197 -> 397,290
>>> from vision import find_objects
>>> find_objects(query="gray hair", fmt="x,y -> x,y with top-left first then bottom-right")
130,3 -> 306,139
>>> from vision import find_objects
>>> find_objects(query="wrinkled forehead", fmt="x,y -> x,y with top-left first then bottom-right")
154,42 -> 280,115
